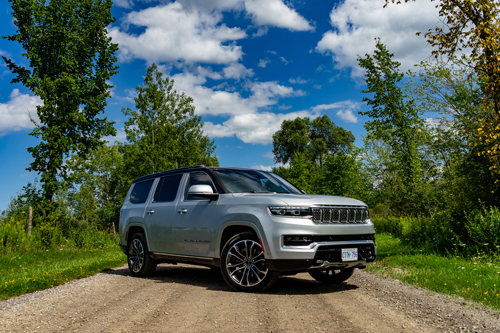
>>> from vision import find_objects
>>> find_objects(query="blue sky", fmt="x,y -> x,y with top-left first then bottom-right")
0,0 -> 441,211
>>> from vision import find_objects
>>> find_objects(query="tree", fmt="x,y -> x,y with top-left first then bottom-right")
406,60 -> 500,212
318,153 -> 368,200
391,0 -> 500,173
272,115 -> 354,166
122,63 -> 218,179
65,143 -> 129,229
358,40 -> 424,189
2,0 -> 118,208
272,152 -> 319,194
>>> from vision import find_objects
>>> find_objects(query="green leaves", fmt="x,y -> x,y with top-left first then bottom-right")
122,63 -> 218,180
2,0 -> 119,208
358,39 -> 423,189
272,115 -> 354,166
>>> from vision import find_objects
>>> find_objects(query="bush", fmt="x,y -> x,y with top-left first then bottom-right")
0,217 -> 35,253
464,206 -> 500,254
372,216 -> 402,236
372,212 -> 457,254
0,215 -> 117,254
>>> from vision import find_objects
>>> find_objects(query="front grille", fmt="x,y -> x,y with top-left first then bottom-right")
311,206 -> 369,224
283,234 -> 375,246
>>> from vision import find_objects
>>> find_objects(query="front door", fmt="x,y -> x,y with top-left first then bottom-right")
172,171 -> 218,257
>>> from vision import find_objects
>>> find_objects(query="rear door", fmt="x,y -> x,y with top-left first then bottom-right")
145,173 -> 185,253
122,179 -> 155,245
172,171 -> 218,257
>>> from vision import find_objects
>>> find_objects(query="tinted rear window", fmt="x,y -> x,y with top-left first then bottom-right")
129,180 -> 154,203
154,174 -> 183,202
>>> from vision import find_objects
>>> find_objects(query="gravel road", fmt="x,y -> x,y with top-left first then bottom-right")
1,264 -> 499,332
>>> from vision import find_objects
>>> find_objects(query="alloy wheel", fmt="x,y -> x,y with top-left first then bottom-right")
225,239 -> 268,287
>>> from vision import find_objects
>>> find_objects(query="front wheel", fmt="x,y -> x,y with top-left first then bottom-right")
221,232 -> 278,292
127,233 -> 157,277
309,268 -> 355,284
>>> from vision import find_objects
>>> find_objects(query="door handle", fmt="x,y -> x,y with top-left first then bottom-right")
177,209 -> 188,214
146,210 -> 154,215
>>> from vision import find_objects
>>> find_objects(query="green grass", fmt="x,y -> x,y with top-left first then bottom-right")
0,245 -> 127,300
367,233 -> 500,311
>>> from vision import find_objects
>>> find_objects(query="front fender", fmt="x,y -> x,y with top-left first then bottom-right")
216,217 -> 272,259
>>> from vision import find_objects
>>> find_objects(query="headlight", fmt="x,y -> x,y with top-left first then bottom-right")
268,206 -> 311,217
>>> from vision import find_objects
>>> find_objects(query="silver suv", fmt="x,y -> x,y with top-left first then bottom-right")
119,165 -> 376,292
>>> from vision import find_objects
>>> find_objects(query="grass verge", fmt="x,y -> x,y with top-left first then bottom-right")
0,245 -> 127,301
366,233 -> 500,311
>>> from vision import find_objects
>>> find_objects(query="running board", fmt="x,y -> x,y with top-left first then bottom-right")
150,253 -> 219,267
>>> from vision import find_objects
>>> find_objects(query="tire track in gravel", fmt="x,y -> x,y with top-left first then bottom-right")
1,264 -> 499,333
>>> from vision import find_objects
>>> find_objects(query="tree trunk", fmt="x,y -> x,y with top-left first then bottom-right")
28,206 -> 32,235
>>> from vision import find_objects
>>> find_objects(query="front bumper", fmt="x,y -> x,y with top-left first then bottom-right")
266,241 -> 376,274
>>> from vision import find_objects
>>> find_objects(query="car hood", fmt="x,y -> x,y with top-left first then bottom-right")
230,193 -> 367,207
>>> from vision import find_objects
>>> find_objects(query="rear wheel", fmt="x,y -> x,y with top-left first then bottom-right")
127,233 -> 157,277
309,268 -> 354,284
221,232 -> 278,292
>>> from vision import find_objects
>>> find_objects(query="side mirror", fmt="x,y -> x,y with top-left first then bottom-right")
188,185 -> 219,201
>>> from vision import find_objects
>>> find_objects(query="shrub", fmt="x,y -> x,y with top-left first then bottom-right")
464,206 -> 500,254
0,217 -> 34,253
0,215 -> 117,254
372,216 -> 401,236
372,212 -> 457,254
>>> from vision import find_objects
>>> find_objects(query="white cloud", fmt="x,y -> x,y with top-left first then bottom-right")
244,0 -> 313,31
203,110 -> 316,144
0,89 -> 42,136
312,100 -> 361,123
258,59 -> 270,68
336,108 -> 359,123
251,164 -> 273,171
196,66 -> 223,80
172,71 -> 303,116
252,26 -> 269,37
103,127 -> 127,143
109,1 -> 247,64
315,0 -> 440,77
180,0 -> 244,12
223,63 -> 254,80
313,84 -> 322,90
289,77 -> 308,84
263,151 -> 274,159
114,0 -> 134,9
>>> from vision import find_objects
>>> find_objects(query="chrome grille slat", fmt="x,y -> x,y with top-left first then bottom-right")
340,209 -> 348,222
322,208 -> 332,223
311,206 -> 369,224
332,209 -> 340,222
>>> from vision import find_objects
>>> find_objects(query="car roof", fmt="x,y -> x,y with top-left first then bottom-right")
133,165 -> 270,183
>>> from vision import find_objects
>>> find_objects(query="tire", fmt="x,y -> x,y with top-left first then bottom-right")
309,268 -> 355,284
127,233 -> 157,277
221,232 -> 278,292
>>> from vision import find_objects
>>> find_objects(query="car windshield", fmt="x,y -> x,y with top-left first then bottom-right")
214,169 -> 302,194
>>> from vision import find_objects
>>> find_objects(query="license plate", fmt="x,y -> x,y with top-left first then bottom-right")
341,248 -> 358,261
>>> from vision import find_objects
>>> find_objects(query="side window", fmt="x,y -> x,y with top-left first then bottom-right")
129,180 -> 154,204
184,172 -> 216,199
153,174 -> 183,202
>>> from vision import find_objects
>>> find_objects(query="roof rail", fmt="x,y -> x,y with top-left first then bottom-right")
135,165 -> 206,182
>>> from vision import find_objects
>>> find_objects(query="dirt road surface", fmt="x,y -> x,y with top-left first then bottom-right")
1,264 -> 499,332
